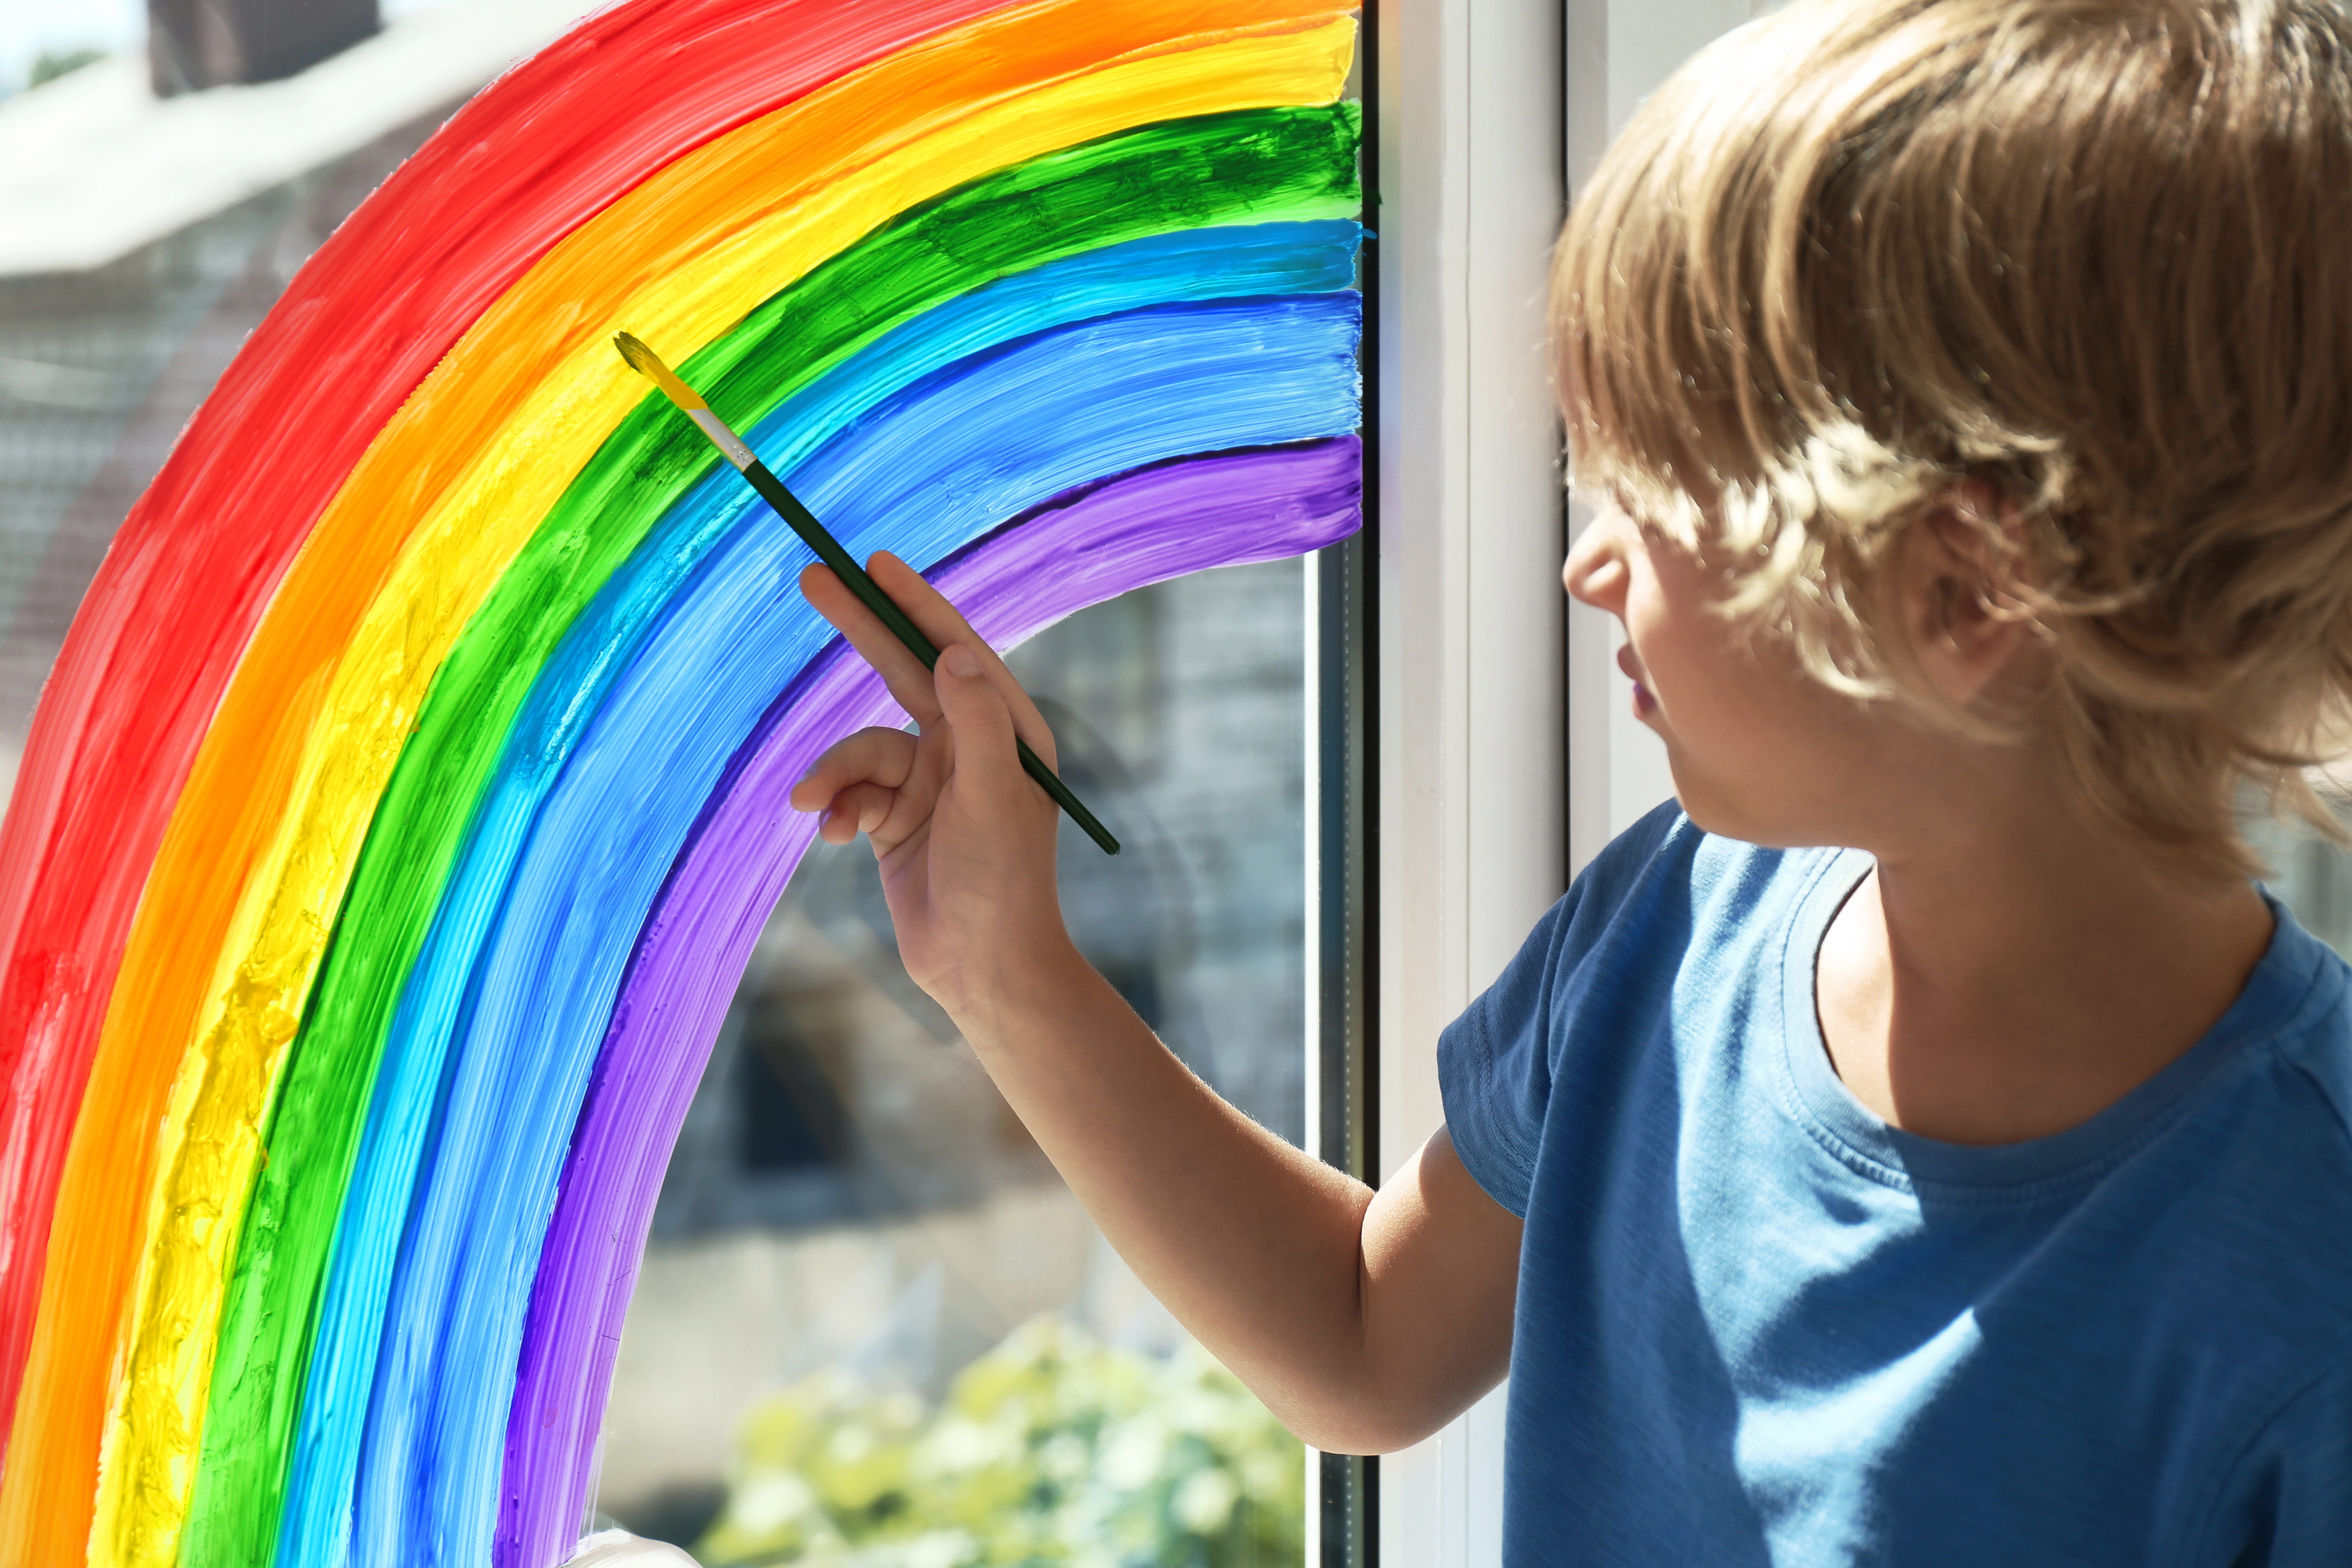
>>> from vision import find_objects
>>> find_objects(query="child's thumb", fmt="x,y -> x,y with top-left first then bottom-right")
935,645 -> 1026,802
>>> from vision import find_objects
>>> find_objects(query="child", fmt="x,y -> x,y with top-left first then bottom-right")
787,0 -> 2352,1558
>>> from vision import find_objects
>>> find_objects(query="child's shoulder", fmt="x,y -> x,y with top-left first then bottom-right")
1456,803 -> 1852,1139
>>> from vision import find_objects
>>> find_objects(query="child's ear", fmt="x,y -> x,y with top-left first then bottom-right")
1899,485 -> 2041,710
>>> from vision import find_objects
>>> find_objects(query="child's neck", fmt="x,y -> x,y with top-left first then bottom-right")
1813,812 -> 2275,1147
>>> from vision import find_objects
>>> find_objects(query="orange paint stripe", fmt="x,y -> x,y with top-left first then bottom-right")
0,3 -> 1350,1563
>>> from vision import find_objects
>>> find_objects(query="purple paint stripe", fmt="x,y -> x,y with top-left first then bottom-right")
498,437 -> 1361,1565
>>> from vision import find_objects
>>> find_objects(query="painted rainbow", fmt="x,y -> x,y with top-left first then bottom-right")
0,1 -> 1363,1563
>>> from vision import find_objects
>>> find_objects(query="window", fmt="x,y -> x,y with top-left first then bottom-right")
593,563 -> 1325,1565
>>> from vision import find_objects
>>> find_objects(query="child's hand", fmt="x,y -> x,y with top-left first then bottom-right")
787,552 -> 1074,1015
791,558 -> 1520,1459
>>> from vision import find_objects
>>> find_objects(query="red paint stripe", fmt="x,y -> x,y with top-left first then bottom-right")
0,0 -> 1007,1466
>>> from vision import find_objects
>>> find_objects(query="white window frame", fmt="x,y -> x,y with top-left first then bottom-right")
1358,0 -> 1767,1561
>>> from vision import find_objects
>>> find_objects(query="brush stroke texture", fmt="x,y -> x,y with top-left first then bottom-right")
0,0 -> 1013,1514
262,251 -> 1358,1568
80,17 -> 1351,1565
343,294 -> 1358,1568
0,0 -> 1363,1554
500,435 -> 1362,1565
184,106 -> 1355,1567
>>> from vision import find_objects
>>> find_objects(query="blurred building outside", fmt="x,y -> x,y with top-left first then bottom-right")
0,2 -> 1316,1561
0,0 -> 601,802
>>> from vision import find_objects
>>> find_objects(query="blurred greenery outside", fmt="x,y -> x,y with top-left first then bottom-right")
692,1316 -> 1304,1568
28,48 -> 107,88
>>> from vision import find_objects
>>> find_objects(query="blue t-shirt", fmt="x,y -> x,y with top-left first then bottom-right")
1439,804 -> 2352,1565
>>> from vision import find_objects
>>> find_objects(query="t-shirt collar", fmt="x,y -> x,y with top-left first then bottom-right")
1771,847 -> 2337,1198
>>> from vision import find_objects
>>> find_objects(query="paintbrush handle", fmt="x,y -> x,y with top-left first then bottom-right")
740,459 -> 1122,857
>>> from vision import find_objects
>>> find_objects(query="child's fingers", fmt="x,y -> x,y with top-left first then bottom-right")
866,552 -> 1058,769
798,563 -> 948,725
789,726 -> 918,813
817,780 -> 900,845
933,644 -> 1054,818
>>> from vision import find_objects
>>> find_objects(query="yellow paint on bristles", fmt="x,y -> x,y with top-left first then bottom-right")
613,330 -> 706,411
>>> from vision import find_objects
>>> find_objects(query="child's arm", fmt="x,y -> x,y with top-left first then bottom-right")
790,553 -> 1523,1455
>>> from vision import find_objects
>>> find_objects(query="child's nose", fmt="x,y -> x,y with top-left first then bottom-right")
1562,508 -> 1633,615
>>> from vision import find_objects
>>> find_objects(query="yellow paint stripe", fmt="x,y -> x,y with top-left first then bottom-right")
62,10 -> 1355,1567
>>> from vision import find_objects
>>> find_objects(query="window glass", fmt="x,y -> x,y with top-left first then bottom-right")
2242,803 -> 2352,958
594,563 -> 1312,1563
0,24 -> 1338,1562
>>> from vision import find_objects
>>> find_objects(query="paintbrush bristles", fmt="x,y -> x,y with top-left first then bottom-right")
610,330 -> 661,381
611,331 -> 709,413
614,331 -> 759,472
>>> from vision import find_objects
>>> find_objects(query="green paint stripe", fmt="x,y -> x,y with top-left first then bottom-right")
182,101 -> 1360,1564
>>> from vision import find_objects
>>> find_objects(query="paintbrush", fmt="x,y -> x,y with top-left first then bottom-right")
613,330 -> 1121,856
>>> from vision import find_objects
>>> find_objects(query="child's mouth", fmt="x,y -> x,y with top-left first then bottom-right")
1616,644 -> 1657,718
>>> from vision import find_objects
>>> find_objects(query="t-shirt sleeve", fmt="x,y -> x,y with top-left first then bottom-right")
1437,801 -> 1684,1218
1438,894 -> 1575,1217
2203,1348 -> 2352,1565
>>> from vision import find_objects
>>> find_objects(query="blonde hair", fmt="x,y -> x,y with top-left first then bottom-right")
1554,0 -> 2352,882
